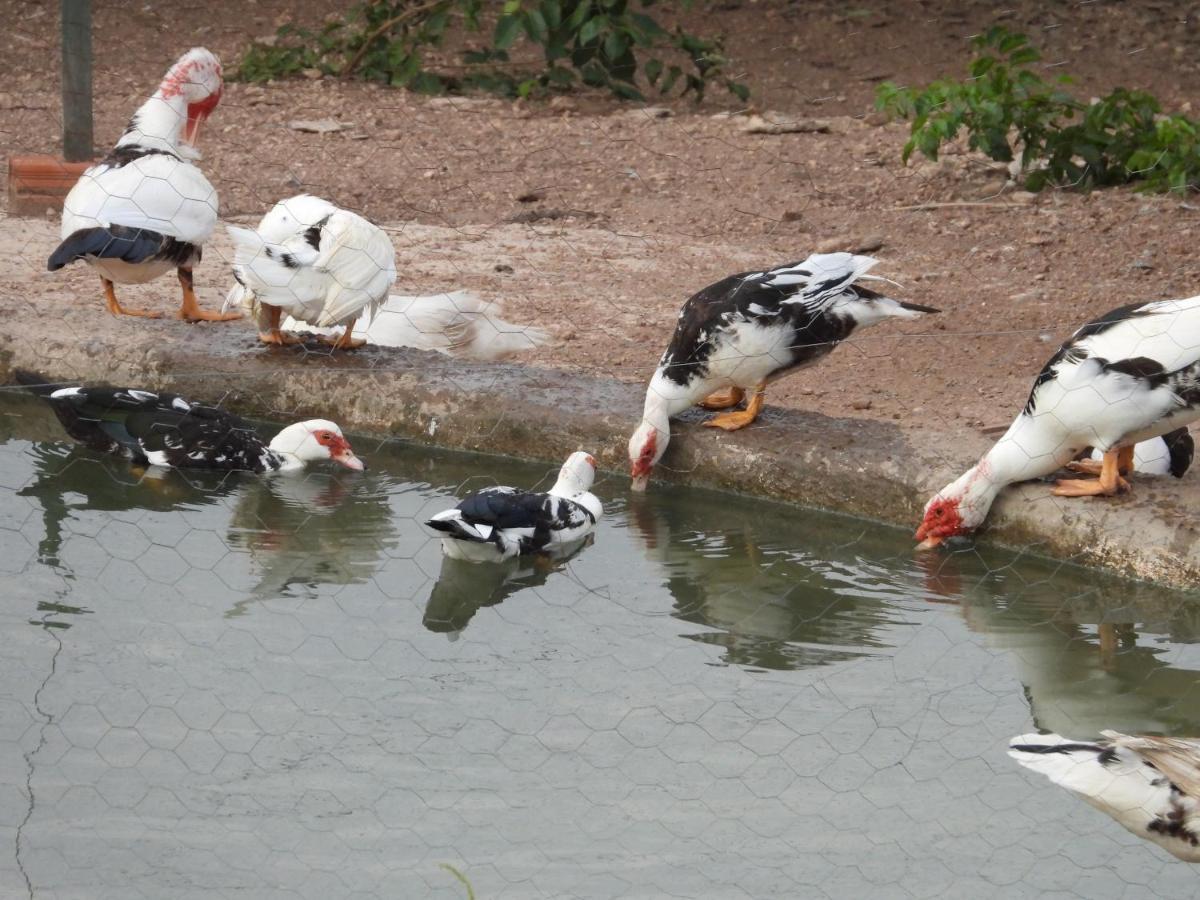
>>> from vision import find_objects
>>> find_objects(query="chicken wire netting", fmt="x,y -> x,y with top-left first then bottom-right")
3,2 -> 1200,898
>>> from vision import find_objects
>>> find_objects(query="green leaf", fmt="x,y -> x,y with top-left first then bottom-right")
603,31 -> 628,61
645,57 -> 663,85
524,9 -> 549,44
579,16 -> 605,45
727,79 -> 750,102
494,14 -> 522,50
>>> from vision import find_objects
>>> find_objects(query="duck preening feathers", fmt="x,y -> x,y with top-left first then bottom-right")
1009,731 -> 1200,862
47,48 -> 238,323
628,252 -> 936,490
425,452 -> 602,561
224,194 -> 396,349
14,371 -> 363,475
917,297 -> 1200,547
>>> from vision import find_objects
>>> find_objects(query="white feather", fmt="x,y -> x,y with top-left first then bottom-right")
223,195 -> 395,328
283,290 -> 549,359
62,155 -> 217,245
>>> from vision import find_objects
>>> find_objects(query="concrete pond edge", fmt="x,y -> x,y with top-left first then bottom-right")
0,335 -> 1197,591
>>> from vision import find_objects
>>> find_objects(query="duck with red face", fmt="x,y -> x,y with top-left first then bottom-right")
47,47 -> 239,323
916,296 -> 1200,549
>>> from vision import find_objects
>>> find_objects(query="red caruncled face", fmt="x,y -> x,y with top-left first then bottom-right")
630,432 -> 657,479
915,497 -> 965,546
184,87 -> 221,146
313,429 -> 362,470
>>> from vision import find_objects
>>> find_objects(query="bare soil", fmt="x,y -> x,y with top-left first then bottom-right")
4,0 -> 1200,435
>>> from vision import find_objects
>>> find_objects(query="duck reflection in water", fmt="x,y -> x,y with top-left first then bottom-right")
915,549 -> 1200,737
224,471 -> 394,615
422,538 -> 592,639
625,492 -> 912,672
19,443 -> 236,571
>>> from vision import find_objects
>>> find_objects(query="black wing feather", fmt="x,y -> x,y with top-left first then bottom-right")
658,269 -> 861,387
20,378 -> 274,472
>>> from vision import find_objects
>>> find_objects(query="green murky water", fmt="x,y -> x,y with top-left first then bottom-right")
1,391 -> 1198,898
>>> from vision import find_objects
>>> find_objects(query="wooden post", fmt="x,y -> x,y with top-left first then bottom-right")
61,0 -> 93,162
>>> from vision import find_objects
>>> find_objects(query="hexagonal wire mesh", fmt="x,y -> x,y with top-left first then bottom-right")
3,3 -> 1200,898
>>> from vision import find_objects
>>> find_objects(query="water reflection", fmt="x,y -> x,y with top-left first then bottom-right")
422,538 -> 592,638
18,443 -> 236,569
625,491 -> 919,671
224,471 -> 396,615
918,549 -> 1200,736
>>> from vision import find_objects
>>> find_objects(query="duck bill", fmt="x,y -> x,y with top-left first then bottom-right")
183,109 -> 208,148
630,474 -> 650,492
913,523 -> 944,550
334,449 -> 365,472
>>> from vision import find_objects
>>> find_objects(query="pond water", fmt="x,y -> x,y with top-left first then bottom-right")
1,391 -> 1199,898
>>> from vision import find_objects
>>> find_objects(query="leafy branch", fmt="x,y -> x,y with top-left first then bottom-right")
234,0 -> 749,104
876,27 -> 1200,193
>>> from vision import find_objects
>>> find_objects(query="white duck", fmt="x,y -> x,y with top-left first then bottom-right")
224,194 -> 396,348
917,297 -> 1200,548
628,252 -> 936,490
47,48 -> 238,322
281,289 -> 549,360
1009,731 -> 1200,862
425,452 -> 602,561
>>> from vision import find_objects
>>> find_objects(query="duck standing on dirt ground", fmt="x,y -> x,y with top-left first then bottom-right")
223,195 -> 396,349
47,48 -> 239,323
627,252 -> 938,490
1009,731 -> 1200,862
915,297 -> 1200,549
425,452 -> 602,561
14,371 -> 364,475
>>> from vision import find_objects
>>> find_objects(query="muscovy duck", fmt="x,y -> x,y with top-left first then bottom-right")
1009,731 -> 1200,862
627,252 -> 937,490
47,48 -> 238,322
223,194 -> 396,348
425,451 -> 601,561
917,297 -> 1200,548
15,371 -> 363,474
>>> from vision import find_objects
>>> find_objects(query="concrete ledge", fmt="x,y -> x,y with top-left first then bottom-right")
1,326 -> 1198,589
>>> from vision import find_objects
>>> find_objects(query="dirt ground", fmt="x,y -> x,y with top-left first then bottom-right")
4,0 -> 1200,433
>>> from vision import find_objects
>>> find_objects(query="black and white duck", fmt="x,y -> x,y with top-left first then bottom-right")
917,297 -> 1200,548
425,451 -> 601,561
627,252 -> 937,490
16,371 -> 363,474
1010,731 -> 1200,862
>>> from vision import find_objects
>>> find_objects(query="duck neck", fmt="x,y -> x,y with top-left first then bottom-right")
264,439 -> 306,475
643,372 -> 692,424
117,91 -> 188,154
987,414 -> 1079,485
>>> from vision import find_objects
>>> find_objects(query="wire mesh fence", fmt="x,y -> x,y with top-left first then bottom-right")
3,2 -> 1200,898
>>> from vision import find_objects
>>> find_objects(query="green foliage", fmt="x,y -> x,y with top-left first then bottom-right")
875,27 -> 1200,193
234,0 -> 748,104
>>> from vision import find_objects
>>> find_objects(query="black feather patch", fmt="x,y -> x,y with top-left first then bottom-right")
657,268 -> 868,388
1104,355 -> 1168,385
1024,303 -> 1159,416
48,226 -> 165,271
1162,427 -> 1194,478
29,384 -> 282,473
99,145 -> 178,169
47,226 -> 201,272
303,215 -> 330,251
264,246 -> 301,270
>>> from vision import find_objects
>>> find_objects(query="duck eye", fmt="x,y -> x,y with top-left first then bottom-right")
935,508 -> 944,517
